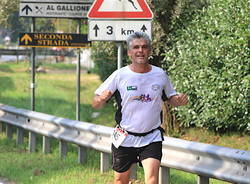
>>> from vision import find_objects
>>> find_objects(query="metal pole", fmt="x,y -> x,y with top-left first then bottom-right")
31,17 -> 36,111
117,42 -> 123,69
29,17 -> 37,153
76,19 -> 81,121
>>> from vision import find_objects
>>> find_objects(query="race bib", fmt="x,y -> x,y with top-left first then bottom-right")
111,125 -> 128,148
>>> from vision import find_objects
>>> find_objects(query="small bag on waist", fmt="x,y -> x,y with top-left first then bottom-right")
123,126 -> 165,140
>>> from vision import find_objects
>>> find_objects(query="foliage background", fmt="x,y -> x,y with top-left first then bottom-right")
0,0 -> 249,133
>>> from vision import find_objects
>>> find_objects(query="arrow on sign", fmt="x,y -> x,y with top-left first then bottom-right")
21,34 -> 32,45
93,24 -> 99,37
22,5 -> 32,15
141,25 -> 147,32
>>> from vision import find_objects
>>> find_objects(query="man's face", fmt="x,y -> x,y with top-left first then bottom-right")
127,38 -> 151,65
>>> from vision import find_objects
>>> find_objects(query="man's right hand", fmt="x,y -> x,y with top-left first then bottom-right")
92,90 -> 113,109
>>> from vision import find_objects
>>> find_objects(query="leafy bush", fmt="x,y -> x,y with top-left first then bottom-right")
91,41 -> 117,81
163,0 -> 250,132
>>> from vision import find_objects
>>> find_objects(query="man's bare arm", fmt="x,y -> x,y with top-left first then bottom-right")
92,90 -> 113,109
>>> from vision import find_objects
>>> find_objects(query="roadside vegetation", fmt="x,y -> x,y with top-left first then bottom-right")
0,62 -> 249,184
1,0 -> 248,132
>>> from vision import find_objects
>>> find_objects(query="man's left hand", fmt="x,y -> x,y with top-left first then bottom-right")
168,93 -> 189,107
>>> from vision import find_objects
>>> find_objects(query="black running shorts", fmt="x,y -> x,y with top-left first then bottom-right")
111,141 -> 162,173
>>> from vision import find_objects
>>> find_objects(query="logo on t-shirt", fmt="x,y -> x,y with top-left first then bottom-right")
130,94 -> 152,102
152,84 -> 160,91
127,86 -> 137,91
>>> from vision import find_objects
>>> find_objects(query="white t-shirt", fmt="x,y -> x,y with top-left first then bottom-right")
95,65 -> 177,147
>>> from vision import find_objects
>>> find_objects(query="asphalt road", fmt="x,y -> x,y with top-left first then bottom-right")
0,177 -> 15,184
0,55 -> 26,62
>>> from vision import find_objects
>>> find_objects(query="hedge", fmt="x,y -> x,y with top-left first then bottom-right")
163,0 -> 249,132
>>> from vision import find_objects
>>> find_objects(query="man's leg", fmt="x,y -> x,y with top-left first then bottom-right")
112,144 -> 136,184
141,158 -> 160,184
139,142 -> 162,184
114,167 -> 132,184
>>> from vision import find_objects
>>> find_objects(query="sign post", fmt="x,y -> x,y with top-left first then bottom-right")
31,18 -> 36,112
87,0 -> 153,69
76,19 -> 81,121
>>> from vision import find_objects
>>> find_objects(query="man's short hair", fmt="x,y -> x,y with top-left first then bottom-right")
126,32 -> 151,50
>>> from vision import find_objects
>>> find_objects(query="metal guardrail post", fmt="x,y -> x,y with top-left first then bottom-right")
29,132 -> 36,153
130,164 -> 137,180
78,146 -> 87,164
43,136 -> 50,154
16,127 -> 24,145
100,152 -> 110,173
6,124 -> 13,140
0,122 -> 3,132
59,140 -> 68,158
159,166 -> 170,184
197,175 -> 209,184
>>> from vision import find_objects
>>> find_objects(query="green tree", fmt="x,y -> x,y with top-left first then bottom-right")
0,0 -> 19,27
0,0 -> 28,42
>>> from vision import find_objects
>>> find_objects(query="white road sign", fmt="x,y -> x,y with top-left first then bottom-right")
19,1 -> 93,18
88,20 -> 152,41
88,0 -> 153,19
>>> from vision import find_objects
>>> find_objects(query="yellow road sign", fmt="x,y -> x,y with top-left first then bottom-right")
19,32 -> 90,48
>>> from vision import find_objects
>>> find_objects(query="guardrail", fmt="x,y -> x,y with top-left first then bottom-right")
0,48 -> 30,62
0,48 -> 30,56
0,103 -> 249,184
0,48 -> 75,57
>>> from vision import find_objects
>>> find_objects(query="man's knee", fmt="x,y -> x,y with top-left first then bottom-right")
114,170 -> 131,184
145,176 -> 158,184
